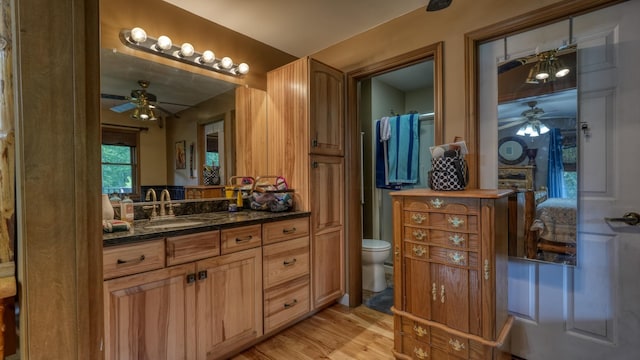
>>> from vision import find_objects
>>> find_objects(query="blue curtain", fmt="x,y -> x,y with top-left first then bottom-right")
547,128 -> 566,198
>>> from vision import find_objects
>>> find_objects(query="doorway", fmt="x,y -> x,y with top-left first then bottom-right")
345,43 -> 444,308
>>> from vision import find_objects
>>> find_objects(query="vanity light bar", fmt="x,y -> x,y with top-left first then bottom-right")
120,27 -> 249,77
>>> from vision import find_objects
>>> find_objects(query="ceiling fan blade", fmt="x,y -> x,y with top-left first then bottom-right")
110,102 -> 137,113
101,93 -> 128,101
498,119 -> 527,131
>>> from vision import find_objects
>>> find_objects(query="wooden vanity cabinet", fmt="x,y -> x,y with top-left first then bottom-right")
391,189 -> 513,360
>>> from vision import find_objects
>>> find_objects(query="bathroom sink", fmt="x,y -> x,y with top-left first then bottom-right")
143,219 -> 206,230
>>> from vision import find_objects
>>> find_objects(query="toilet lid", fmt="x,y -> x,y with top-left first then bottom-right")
362,239 -> 391,250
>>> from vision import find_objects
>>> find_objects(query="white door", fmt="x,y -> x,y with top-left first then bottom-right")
509,3 -> 640,359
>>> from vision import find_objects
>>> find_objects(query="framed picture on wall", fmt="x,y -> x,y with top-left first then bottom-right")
175,140 -> 186,169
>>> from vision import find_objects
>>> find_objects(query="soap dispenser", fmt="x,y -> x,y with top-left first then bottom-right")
121,196 -> 134,224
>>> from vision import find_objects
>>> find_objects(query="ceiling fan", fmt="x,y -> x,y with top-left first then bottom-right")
498,101 -> 552,136
100,80 -> 188,119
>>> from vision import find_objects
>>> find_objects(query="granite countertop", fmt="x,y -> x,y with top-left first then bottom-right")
103,210 -> 310,247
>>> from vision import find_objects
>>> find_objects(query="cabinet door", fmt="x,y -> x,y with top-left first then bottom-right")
430,263 -> 475,334
310,155 -> 345,308
195,247 -> 263,360
309,59 -> 344,156
103,263 -> 196,360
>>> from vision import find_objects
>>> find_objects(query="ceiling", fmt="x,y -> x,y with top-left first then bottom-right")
100,0 -> 436,118
161,0 -> 429,58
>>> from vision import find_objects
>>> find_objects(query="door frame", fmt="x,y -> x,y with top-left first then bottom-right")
345,43 -> 444,306
463,0 -> 625,189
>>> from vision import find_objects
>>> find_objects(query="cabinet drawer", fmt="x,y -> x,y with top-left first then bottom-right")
166,230 -> 220,266
221,224 -> 262,254
431,327 -> 470,359
404,242 -> 429,260
263,236 -> 310,288
264,276 -> 310,333
428,213 -> 478,232
405,197 -> 480,213
400,317 -> 430,344
428,230 -> 479,250
430,247 -> 478,268
103,239 -> 165,279
262,217 -> 310,245
399,333 -> 431,359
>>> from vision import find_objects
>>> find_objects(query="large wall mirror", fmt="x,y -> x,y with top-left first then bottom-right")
100,49 -> 238,200
497,40 -> 578,266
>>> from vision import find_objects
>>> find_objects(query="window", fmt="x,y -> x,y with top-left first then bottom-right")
102,128 -> 139,197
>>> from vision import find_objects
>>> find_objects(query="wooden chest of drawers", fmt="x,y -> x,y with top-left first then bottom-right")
390,189 -> 514,360
498,165 -> 535,191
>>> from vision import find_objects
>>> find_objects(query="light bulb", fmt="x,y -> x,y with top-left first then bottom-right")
524,124 -> 534,134
530,130 -> 539,137
516,127 -> 526,136
237,63 -> 250,75
156,35 -> 172,51
220,57 -> 233,69
200,50 -> 215,64
555,67 -> 570,77
130,27 -> 147,43
539,124 -> 550,134
179,43 -> 195,57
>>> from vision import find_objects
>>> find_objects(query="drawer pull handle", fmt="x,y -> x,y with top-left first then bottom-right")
413,230 -> 427,240
413,347 -> 428,359
484,259 -> 490,280
441,285 -> 445,303
235,235 -> 253,243
413,324 -> 428,337
413,245 -> 426,257
282,227 -> 297,234
449,234 -> 465,246
432,282 -> 437,301
117,255 -> 145,265
448,216 -> 464,228
449,338 -> 465,352
430,198 -> 444,208
449,252 -> 465,265
284,299 -> 298,309
395,246 -> 400,257
411,213 -> 426,224
283,258 -> 297,266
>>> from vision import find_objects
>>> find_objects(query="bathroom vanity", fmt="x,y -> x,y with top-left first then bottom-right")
390,189 -> 513,359
103,210 -> 310,360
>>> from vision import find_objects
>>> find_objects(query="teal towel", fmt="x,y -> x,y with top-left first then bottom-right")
388,114 -> 419,183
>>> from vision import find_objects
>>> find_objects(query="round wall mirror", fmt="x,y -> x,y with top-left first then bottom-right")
498,136 -> 527,165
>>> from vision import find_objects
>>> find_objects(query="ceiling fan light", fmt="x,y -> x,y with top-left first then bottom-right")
539,123 -> 550,134
524,124 -> 534,134
199,50 -> 215,64
556,67 -> 570,77
530,129 -> 539,137
516,127 -> 527,136
130,27 -> 147,43
155,35 -> 172,51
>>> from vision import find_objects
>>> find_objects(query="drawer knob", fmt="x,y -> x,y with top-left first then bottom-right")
413,230 -> 427,240
412,245 -> 426,257
430,198 -> 444,208
198,270 -> 208,280
449,338 -> 465,352
284,299 -> 298,309
449,234 -> 465,246
116,254 -> 145,265
413,347 -> 428,359
235,235 -> 253,243
283,258 -> 297,266
186,273 -> 196,284
413,324 -> 428,337
282,227 -> 297,234
447,216 -> 464,228
411,213 -> 426,224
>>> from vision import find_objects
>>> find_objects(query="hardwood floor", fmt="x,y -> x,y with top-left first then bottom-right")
233,304 -> 395,360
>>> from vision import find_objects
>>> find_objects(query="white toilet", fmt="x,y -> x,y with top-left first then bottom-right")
362,239 -> 392,292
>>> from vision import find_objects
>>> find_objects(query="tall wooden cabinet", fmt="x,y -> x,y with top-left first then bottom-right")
390,189 -> 513,360
267,57 -> 345,309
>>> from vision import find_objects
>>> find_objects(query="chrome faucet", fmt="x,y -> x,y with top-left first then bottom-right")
160,189 -> 174,217
145,188 -> 158,219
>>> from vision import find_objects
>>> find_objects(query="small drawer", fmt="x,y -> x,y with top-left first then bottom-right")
264,276 -> 310,333
404,242 -> 429,260
429,213 -> 478,231
103,239 -> 165,279
429,230 -> 479,250
400,334 -> 431,360
404,211 -> 430,227
166,230 -> 220,266
221,224 -> 262,254
405,227 -> 429,242
401,317 -> 430,343
430,247 -> 477,268
263,236 -> 310,288
405,197 -> 480,213
262,217 -> 310,245
431,327 -> 470,359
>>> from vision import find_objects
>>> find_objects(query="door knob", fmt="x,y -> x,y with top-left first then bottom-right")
605,212 -> 640,226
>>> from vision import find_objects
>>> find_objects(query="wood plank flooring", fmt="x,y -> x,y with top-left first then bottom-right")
233,304 -> 395,360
